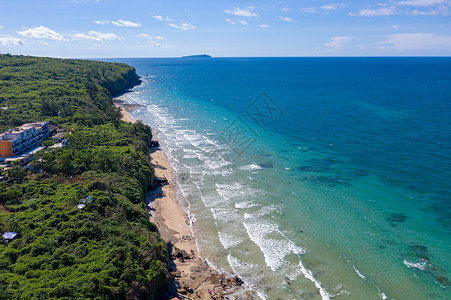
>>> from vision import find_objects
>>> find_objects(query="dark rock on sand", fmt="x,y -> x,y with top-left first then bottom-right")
173,247 -> 191,260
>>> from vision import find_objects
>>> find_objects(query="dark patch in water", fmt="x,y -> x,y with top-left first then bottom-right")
386,213 -> 407,223
258,163 -> 274,169
346,168 -> 369,178
410,244 -> 428,253
435,275 -> 451,286
298,166 -> 317,172
307,157 -> 340,168
409,244 -> 431,262
429,202 -> 451,230
302,176 -> 350,187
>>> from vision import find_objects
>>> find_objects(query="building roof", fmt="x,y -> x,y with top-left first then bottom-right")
2,232 -> 18,240
49,124 -> 59,132
53,132 -> 66,139
0,121 -> 49,141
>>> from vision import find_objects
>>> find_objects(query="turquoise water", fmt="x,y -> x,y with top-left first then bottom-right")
107,58 -> 451,299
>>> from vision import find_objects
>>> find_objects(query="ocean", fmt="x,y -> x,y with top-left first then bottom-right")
105,57 -> 451,299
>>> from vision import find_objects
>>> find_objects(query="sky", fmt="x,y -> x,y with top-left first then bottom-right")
0,0 -> 451,57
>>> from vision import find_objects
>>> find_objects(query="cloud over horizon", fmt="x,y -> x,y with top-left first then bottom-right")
72,31 -> 120,42
376,32 -> 451,51
325,36 -> 353,49
137,33 -> 161,47
18,26 -> 66,41
0,35 -> 24,46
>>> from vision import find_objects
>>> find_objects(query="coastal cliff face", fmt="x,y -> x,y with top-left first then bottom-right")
97,64 -> 141,98
0,55 -> 170,299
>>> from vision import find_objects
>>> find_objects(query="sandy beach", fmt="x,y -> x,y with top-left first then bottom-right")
116,103 -> 248,299
114,100 -> 138,124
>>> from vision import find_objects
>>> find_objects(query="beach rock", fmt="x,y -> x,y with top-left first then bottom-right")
234,276 -> 243,285
170,270 -> 181,278
174,248 -> 191,260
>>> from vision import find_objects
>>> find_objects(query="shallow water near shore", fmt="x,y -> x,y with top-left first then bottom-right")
108,57 -> 451,299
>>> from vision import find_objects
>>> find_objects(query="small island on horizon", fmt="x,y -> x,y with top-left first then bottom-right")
182,54 -> 212,59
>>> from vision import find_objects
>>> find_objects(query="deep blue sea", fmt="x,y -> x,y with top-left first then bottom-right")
105,57 -> 451,299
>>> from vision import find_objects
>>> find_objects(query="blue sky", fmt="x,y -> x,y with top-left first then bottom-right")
0,0 -> 451,57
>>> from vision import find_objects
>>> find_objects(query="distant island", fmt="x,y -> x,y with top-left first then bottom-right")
182,54 -> 212,59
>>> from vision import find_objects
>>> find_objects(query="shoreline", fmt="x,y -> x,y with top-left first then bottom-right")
113,99 -> 142,124
116,103 -> 249,299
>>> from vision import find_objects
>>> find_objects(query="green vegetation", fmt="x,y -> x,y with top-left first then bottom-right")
0,53 -> 140,129
0,54 -> 170,299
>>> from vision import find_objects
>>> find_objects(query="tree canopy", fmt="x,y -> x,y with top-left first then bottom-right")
0,54 -> 169,299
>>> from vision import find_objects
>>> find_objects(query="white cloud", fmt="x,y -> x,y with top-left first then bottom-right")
321,3 -> 345,10
0,35 -> 24,46
40,41 -> 48,46
137,33 -> 152,39
279,16 -> 295,22
225,18 -> 237,24
302,7 -> 317,13
325,36 -> 353,49
153,15 -> 174,22
397,0 -> 449,6
225,7 -> 257,17
168,23 -> 196,30
350,7 -> 396,17
393,25 -> 400,28
281,8 -> 290,12
238,20 -> 249,26
0,25 -> 3,29
150,41 -> 160,47
93,20 -> 109,25
18,26 -> 67,41
259,24 -> 270,28
72,31 -> 120,42
155,36 -> 165,40
137,34 -> 160,47
112,19 -> 142,27
376,33 -> 451,51
409,6 -> 449,15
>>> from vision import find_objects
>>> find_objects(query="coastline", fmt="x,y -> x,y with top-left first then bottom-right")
113,99 -> 142,124
116,103 -> 249,299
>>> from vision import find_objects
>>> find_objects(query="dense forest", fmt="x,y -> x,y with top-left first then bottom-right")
0,53 -> 140,129
0,54 -> 170,299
